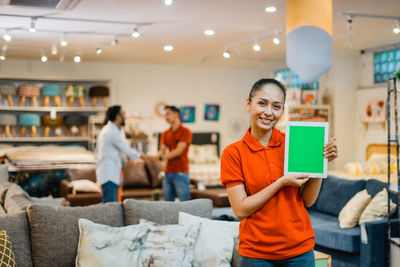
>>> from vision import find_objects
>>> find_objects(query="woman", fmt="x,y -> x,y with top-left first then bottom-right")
220,78 -> 337,267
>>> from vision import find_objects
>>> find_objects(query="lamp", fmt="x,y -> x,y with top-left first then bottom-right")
222,51 -> 231,58
394,20 -> 400,34
60,33 -> 68,47
96,47 -> 102,54
252,42 -> 261,52
29,18 -> 37,33
3,31 -> 11,42
131,28 -> 140,38
51,44 -> 58,55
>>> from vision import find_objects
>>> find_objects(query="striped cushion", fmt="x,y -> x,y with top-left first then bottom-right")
0,114 -> 17,126
18,113 -> 40,126
0,83 -> 17,95
42,115 -> 63,127
18,84 -> 41,97
89,86 -> 109,97
65,85 -> 87,97
64,115 -> 86,126
41,84 -> 63,96
0,230 -> 17,267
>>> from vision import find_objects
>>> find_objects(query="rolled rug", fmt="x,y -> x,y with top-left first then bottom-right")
0,83 -> 17,106
0,113 -> 17,137
42,84 -> 63,107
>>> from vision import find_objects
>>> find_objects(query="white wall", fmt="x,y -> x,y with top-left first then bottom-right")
0,59 -> 280,151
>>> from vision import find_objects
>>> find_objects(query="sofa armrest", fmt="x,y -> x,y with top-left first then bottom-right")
360,218 -> 399,267
59,179 -> 73,198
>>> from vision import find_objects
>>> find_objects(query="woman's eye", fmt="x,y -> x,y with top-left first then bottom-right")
273,105 -> 281,110
258,102 -> 266,107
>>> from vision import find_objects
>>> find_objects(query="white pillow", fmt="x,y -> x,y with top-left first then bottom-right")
338,189 -> 371,228
71,179 -> 101,193
359,189 -> 396,224
137,219 -> 200,267
178,211 -> 239,267
76,218 -> 148,267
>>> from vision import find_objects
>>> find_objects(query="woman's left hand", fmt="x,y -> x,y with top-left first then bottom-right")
324,137 -> 338,162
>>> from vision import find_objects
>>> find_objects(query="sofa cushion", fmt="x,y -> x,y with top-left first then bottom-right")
0,182 -> 13,206
0,205 -> 6,215
27,202 -> 124,267
310,175 -> 366,216
142,155 -> 163,188
0,212 -> 33,267
366,179 -> 398,203
123,198 -> 213,225
4,184 -> 32,214
338,189 -> 371,228
122,160 -> 152,188
66,166 -> 97,182
0,164 -> 8,183
308,209 -> 361,253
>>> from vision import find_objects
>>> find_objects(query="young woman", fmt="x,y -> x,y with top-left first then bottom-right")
220,79 -> 337,267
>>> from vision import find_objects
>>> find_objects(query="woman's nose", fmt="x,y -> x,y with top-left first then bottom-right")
263,105 -> 272,115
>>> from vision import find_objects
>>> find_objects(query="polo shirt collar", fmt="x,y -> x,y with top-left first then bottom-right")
243,127 -> 282,151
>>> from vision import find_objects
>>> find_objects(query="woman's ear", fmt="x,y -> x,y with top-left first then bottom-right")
246,98 -> 251,112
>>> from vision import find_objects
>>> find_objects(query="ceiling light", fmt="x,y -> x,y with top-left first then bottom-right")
60,34 -> 68,47
204,29 -> 215,36
41,55 -> 48,62
74,55 -> 81,63
96,48 -> 103,54
222,51 -> 231,58
163,45 -> 174,51
29,18 -> 36,33
0,52 -> 5,61
346,15 -> 353,30
265,6 -> 277,13
131,28 -> 140,38
394,20 -> 400,34
273,37 -> 280,45
51,44 -> 58,55
3,31 -> 11,42
164,0 -> 173,6
252,43 -> 261,52
110,35 -> 118,46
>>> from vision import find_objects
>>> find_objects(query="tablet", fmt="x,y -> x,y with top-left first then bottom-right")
284,121 -> 329,178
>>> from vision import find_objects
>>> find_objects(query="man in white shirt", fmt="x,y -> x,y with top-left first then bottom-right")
96,105 -> 141,203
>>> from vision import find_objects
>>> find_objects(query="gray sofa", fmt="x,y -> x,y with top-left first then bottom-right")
0,198 -> 230,267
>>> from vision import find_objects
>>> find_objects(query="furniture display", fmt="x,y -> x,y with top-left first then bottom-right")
0,83 -> 17,106
308,175 -> 399,267
18,113 -> 40,137
64,115 -> 86,136
65,84 -> 86,107
89,85 -> 109,107
386,76 -> 400,265
41,84 -> 62,107
0,114 -> 17,137
18,84 -> 40,107
41,115 -> 63,137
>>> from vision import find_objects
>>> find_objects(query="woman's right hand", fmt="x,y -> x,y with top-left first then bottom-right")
278,174 -> 310,188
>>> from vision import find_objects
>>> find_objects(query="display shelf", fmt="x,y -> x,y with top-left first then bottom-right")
0,137 -> 90,142
0,106 -> 107,112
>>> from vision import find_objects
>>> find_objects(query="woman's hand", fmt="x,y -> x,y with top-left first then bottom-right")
324,137 -> 338,162
278,174 -> 310,188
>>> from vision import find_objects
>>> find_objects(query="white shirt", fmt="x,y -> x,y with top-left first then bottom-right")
95,121 -> 141,185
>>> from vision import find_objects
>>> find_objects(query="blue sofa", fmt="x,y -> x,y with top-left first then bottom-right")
308,175 -> 399,267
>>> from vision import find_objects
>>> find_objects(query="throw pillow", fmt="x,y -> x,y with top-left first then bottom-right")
122,159 -> 152,188
141,155 -> 163,188
76,218 -> 148,267
338,189 -> 371,228
71,179 -> 101,193
4,184 -> 32,214
139,219 -> 201,266
178,211 -> 239,267
66,167 -> 97,182
359,189 -> 396,224
0,230 -> 17,267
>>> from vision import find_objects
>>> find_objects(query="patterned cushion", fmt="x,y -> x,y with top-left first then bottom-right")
0,231 -> 17,267
65,85 -> 86,97
18,84 -> 41,97
64,115 -> 86,126
0,114 -> 17,126
18,113 -> 41,126
41,84 -> 63,96
142,155 -> 163,188
122,159 -> 152,188
89,86 -> 109,97
41,115 -> 63,127
0,83 -> 17,95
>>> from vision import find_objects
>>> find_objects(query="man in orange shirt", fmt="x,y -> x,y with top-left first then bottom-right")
157,105 -> 192,201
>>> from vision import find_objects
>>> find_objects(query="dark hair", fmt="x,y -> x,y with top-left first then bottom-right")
164,105 -> 181,116
248,78 -> 286,102
102,105 -> 121,126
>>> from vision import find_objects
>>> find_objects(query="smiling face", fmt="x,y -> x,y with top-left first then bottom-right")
246,84 -> 285,132
164,108 -> 180,125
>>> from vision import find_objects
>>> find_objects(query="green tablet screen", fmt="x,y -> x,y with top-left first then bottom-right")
288,126 -> 325,173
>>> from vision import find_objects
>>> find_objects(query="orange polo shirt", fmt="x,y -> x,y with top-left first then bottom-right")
161,124 -> 192,173
220,127 -> 315,260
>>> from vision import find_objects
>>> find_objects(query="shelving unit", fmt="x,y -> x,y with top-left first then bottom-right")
386,76 -> 400,266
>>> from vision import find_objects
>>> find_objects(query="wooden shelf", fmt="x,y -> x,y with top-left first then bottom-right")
0,106 -> 107,112
0,137 -> 90,142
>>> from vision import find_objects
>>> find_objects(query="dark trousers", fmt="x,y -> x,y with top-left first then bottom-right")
101,181 -> 118,203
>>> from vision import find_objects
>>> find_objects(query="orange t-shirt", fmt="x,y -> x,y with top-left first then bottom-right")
161,124 -> 192,173
220,127 -> 315,260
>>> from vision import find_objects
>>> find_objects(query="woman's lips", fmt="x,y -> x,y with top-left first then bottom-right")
259,117 -> 273,125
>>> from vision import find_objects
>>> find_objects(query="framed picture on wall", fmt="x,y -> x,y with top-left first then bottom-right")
179,106 -> 196,123
204,104 -> 220,121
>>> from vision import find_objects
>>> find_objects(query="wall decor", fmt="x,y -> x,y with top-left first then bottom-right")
179,106 -> 196,123
204,104 -> 220,121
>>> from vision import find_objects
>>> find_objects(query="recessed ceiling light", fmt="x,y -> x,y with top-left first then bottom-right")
222,51 -> 231,58
204,29 -> 215,36
41,55 -> 48,62
164,0 -> 173,6
163,45 -> 174,51
74,55 -> 81,63
394,27 -> 400,34
273,37 -> 280,45
265,6 -> 277,13
252,43 -> 261,52
96,48 -> 103,54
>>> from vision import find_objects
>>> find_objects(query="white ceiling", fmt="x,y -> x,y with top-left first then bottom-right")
0,0 -> 399,66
